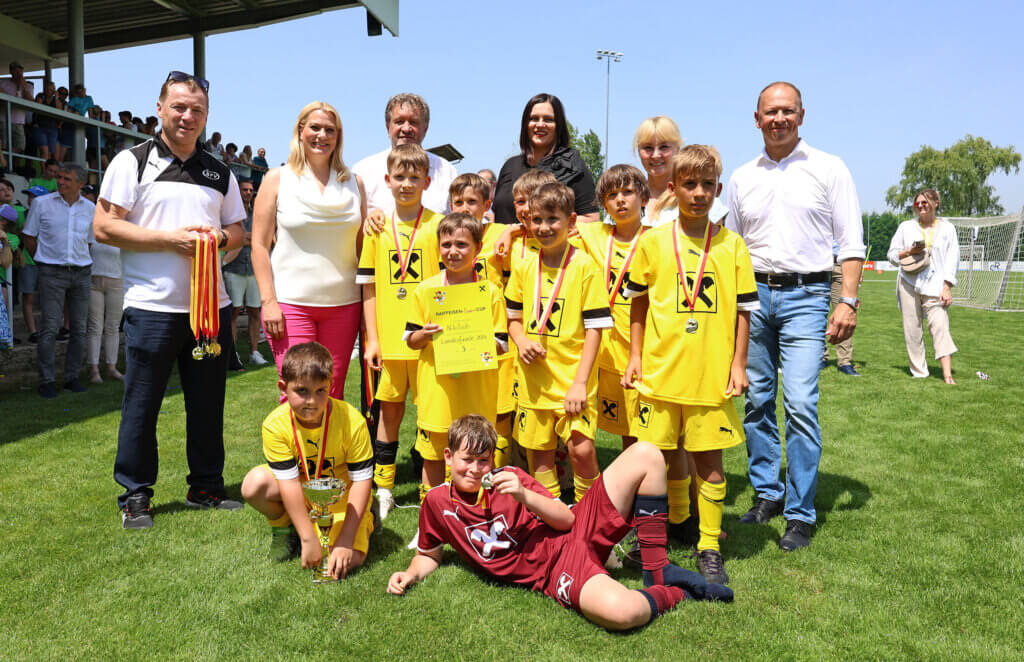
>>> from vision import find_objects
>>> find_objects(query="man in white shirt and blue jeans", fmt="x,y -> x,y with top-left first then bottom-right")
93,72 -> 246,530
22,163 -> 94,398
726,82 -> 865,551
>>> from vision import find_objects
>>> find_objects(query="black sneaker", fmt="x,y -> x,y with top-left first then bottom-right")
228,351 -> 245,372
185,488 -> 243,510
269,526 -> 300,562
669,516 -> 700,547
739,497 -> 783,524
64,378 -> 87,393
695,549 -> 729,585
38,382 -> 57,399
57,327 -> 69,341
779,519 -> 813,551
122,493 -> 154,529
28,332 -> 39,343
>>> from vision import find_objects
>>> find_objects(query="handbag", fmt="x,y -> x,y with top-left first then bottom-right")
899,250 -> 929,274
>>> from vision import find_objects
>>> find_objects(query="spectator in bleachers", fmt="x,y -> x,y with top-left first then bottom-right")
56,87 -> 75,156
224,142 -> 238,163
1,202 -> 17,345
239,145 -> 254,168
31,81 -> 64,162
66,84 -> 94,117
205,131 -> 225,159
1,178 -> 35,342
81,184 -> 98,203
131,116 -> 144,132
223,178 -> 266,368
252,147 -> 268,188
86,230 -> 123,384
0,62 -> 35,159
30,159 -> 59,192
117,110 -> 133,129
22,163 -> 95,398
144,116 -> 158,136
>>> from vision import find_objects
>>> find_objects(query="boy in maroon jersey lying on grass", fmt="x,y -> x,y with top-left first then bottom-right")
386,414 -> 731,630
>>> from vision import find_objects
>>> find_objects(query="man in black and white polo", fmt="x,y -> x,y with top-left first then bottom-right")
93,71 -> 246,530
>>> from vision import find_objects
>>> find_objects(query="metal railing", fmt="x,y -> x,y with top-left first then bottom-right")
2,91 -> 145,181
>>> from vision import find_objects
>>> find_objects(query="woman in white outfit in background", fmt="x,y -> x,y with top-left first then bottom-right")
887,188 -> 959,384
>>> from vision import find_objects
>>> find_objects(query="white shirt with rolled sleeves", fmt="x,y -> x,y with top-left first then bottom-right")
725,140 -> 865,273
23,192 -> 95,266
351,148 -> 457,214
98,135 -> 246,313
886,219 -> 959,297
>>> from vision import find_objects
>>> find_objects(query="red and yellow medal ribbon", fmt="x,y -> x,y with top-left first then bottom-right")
533,245 -> 573,334
391,207 -> 424,283
604,229 -> 644,306
291,401 -> 333,483
189,231 -> 220,358
672,221 -> 713,314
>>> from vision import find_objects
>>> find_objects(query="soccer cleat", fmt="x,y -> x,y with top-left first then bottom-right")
837,364 -> 862,377
695,549 -> 729,585
269,526 -> 300,562
185,488 -> 243,510
122,493 -> 154,530
668,516 -> 700,547
249,350 -> 269,366
377,487 -> 395,520
739,497 -> 783,524
779,519 -> 813,551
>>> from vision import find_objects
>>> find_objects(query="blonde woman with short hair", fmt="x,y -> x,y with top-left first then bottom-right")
252,101 -> 368,397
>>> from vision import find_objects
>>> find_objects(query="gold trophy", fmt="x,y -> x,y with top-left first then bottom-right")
302,477 -> 346,584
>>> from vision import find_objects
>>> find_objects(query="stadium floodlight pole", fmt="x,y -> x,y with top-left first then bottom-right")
595,49 -> 623,172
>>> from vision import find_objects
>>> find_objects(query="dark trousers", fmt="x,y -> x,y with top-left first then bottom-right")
114,306 -> 232,506
37,263 -> 91,384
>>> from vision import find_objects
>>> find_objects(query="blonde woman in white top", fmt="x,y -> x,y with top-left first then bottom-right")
252,101 -> 368,397
887,188 -> 959,384
633,116 -> 728,227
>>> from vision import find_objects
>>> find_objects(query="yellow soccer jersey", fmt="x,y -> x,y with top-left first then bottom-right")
262,398 -> 375,513
502,234 -> 541,285
624,223 -> 758,406
574,221 -> 647,373
404,272 -> 507,431
356,208 -> 445,359
506,247 -> 613,410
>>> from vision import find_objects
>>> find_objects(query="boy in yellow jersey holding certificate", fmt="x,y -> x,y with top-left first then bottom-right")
622,145 -> 758,585
506,183 -> 613,503
574,164 -> 650,451
356,144 -> 445,519
404,213 -> 507,506
448,174 -> 515,468
241,342 -> 375,577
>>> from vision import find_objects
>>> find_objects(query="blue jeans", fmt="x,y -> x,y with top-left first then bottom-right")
114,306 -> 232,507
37,263 -> 91,384
744,280 -> 829,524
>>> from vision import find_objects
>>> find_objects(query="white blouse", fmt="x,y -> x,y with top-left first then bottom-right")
887,218 -> 960,297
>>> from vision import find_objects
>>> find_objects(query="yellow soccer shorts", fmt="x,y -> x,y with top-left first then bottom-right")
257,464 -> 374,554
631,397 -> 744,452
515,404 -> 598,451
414,427 -> 448,461
596,368 -> 639,437
497,355 -> 516,415
376,359 -> 418,403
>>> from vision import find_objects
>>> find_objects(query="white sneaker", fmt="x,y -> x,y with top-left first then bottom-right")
249,351 -> 268,366
377,487 -> 395,520
406,528 -> 420,550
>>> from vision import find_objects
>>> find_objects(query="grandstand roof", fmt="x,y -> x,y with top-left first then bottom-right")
0,0 -> 398,72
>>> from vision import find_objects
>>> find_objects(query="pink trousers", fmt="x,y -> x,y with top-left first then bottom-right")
266,301 -> 361,400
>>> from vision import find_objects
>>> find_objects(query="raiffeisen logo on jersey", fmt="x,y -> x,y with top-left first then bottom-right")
202,168 -> 221,181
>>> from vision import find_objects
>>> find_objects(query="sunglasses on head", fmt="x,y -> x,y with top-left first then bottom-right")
165,70 -> 210,93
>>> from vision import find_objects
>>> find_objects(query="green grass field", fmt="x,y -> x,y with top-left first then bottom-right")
2,270 -> 1022,661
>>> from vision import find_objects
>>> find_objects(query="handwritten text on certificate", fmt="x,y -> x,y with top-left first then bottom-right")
428,282 -> 496,376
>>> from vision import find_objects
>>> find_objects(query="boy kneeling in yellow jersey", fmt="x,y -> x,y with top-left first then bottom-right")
241,342 -> 375,577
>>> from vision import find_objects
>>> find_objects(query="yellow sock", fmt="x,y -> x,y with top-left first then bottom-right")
535,468 -> 560,499
374,463 -> 397,490
574,473 -> 597,503
697,479 -> 727,552
267,512 -> 291,528
668,477 -> 691,524
419,482 -> 429,504
445,465 -> 452,483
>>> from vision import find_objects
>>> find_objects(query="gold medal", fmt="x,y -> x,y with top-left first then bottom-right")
396,286 -> 407,300
192,345 -> 204,360
210,341 -> 221,356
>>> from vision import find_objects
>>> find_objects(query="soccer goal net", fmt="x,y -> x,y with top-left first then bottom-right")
947,210 -> 1024,311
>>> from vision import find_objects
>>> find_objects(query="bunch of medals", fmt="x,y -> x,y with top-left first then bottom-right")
190,231 -> 221,359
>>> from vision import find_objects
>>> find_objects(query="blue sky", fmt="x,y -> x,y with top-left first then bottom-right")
44,0 -> 1023,215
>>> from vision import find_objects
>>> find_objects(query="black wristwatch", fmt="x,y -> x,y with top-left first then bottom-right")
217,229 -> 228,249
